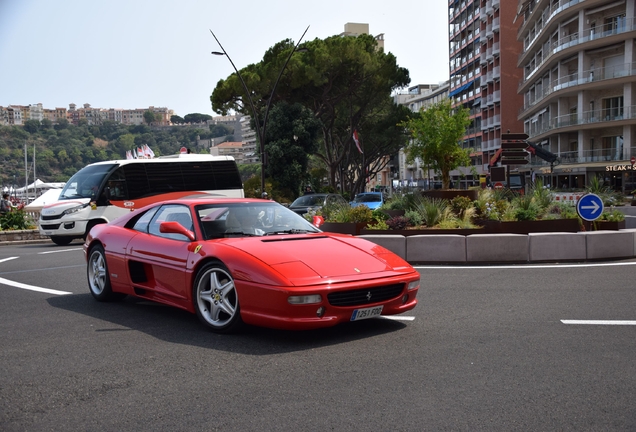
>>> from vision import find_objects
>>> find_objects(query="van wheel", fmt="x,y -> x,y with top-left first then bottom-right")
50,236 -> 73,246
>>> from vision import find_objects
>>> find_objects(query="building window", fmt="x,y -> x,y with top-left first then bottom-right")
602,96 -> 624,121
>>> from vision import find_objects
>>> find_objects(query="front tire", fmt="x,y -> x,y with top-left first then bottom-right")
51,236 -> 73,246
87,245 -> 125,301
193,261 -> 243,333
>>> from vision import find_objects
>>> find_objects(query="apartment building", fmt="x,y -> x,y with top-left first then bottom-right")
0,106 -> 23,125
394,83 -> 451,188
240,116 -> 259,164
210,141 -> 244,163
449,0 -> 524,185
340,23 -> 385,50
517,0 -> 636,192
1,102 -> 174,126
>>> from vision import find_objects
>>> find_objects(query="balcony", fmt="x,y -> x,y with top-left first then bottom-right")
527,105 -> 636,139
492,65 -> 500,79
559,148 -> 636,164
492,41 -> 500,56
520,62 -> 636,116
519,17 -> 636,88
518,0 -> 582,41
492,16 -> 500,32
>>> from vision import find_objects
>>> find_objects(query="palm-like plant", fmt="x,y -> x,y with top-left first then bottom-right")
414,197 -> 449,227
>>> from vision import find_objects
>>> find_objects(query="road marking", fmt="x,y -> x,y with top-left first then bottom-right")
39,247 -> 83,255
0,257 -> 19,263
381,316 -> 415,321
561,320 -> 636,326
0,256 -> 72,295
0,276 -> 72,295
414,261 -> 636,270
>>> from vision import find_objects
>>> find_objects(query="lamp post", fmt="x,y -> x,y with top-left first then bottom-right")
211,26 -> 309,197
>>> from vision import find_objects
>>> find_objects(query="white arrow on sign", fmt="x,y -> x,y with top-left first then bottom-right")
581,201 -> 600,214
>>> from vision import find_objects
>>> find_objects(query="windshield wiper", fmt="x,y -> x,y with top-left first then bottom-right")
264,229 -> 315,236
224,231 -> 259,237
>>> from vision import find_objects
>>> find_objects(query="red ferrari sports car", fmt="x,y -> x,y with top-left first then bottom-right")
84,198 -> 420,333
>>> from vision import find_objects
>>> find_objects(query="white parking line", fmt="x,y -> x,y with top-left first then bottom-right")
561,320 -> 636,325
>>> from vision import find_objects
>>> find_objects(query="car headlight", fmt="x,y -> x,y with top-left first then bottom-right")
62,203 -> 89,216
288,294 -> 322,304
407,279 -> 420,291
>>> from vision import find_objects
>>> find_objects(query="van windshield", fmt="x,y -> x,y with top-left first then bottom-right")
59,164 -> 117,200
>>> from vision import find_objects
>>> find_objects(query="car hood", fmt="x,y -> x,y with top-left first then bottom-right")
225,234 -> 410,282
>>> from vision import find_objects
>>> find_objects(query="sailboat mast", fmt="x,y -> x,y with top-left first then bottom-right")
24,142 -> 27,202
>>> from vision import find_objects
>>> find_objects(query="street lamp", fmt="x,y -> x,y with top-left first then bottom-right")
210,26 -> 309,197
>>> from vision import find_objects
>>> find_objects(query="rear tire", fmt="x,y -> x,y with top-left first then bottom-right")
50,236 -> 73,246
193,261 -> 243,333
87,245 -> 126,301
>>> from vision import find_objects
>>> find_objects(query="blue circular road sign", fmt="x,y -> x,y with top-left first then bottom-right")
576,193 -> 604,221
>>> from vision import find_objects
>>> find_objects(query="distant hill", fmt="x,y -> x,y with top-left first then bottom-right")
0,121 -> 231,187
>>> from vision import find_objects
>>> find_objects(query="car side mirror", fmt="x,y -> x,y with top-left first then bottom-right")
159,221 -> 195,241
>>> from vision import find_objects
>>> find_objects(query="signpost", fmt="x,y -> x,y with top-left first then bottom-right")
501,133 -> 530,165
576,193 -> 604,221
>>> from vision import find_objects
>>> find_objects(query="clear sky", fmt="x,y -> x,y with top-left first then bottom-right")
0,0 -> 449,117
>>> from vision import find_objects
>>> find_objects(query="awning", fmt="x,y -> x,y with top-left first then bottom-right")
449,80 -> 475,97
472,98 -> 482,106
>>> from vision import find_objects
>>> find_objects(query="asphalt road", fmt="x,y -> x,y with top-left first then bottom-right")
1,242 -> 635,431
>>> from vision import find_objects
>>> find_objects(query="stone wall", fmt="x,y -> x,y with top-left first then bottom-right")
0,229 -> 50,245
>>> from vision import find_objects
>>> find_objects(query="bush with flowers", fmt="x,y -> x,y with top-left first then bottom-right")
0,206 -> 35,231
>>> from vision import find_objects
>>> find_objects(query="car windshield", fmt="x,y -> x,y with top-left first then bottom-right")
196,202 -> 321,239
290,195 -> 326,207
354,194 -> 381,203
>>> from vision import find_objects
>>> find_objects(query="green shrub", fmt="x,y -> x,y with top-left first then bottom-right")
600,209 -> 625,222
386,216 -> 409,230
324,203 -> 374,223
415,197 -> 448,227
450,195 -> 472,218
404,210 -> 423,227
382,193 -> 410,211
544,203 -> 578,220
0,209 -> 34,231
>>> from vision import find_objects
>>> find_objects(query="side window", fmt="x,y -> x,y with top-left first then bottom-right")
148,205 -> 193,241
123,164 -> 151,199
107,167 -> 128,200
132,207 -> 159,233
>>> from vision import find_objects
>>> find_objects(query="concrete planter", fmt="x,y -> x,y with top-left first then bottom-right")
582,220 -> 626,231
320,222 -> 370,236
360,228 -> 486,236
476,218 -> 581,234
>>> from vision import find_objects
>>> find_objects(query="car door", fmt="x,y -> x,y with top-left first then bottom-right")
125,204 -> 194,306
